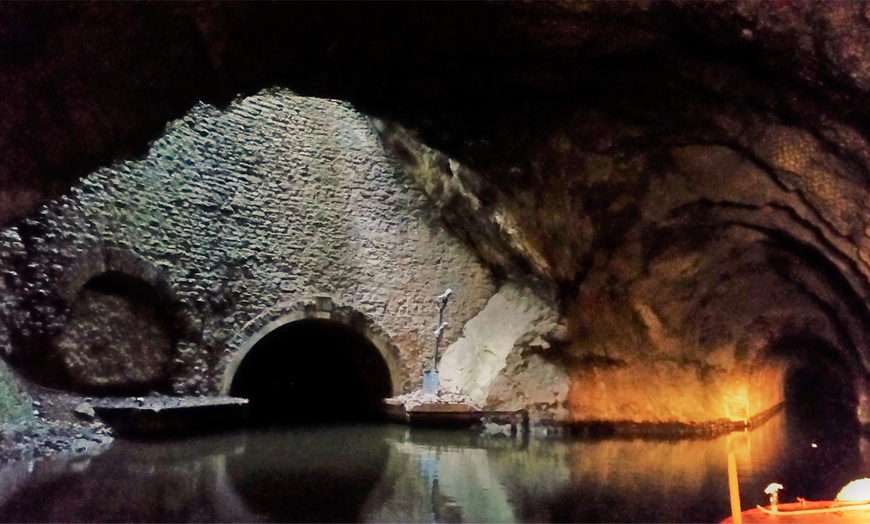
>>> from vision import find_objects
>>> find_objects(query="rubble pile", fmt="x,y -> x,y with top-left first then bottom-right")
0,390 -> 114,464
393,386 -> 479,410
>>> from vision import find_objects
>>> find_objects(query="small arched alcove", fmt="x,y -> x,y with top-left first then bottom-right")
228,318 -> 393,425
50,270 -> 176,394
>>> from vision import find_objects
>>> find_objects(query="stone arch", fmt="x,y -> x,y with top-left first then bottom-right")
35,248 -> 186,393
48,269 -> 176,392
58,247 -> 190,336
604,214 -> 870,424
220,297 -> 404,399
652,206 -> 870,379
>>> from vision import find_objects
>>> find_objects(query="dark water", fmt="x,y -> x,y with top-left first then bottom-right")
0,410 -> 868,523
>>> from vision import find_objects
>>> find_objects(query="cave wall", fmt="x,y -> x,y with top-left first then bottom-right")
0,89 -> 495,395
379,112 -> 870,425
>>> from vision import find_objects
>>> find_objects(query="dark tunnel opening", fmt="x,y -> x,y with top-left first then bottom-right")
776,335 -> 859,435
772,335 -> 863,498
229,319 -> 392,426
783,364 -> 858,433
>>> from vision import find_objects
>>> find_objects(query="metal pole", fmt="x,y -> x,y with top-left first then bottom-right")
433,289 -> 451,371
727,434 -> 743,524
434,306 -> 444,370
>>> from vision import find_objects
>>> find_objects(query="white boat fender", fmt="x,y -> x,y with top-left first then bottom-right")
836,478 -> 870,502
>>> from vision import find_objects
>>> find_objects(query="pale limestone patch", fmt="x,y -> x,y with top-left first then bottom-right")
439,283 -> 559,407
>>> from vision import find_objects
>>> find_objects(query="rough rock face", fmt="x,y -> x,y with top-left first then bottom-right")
4,1 -> 870,228
0,90 -> 495,395
439,284 -> 568,419
380,110 -> 870,423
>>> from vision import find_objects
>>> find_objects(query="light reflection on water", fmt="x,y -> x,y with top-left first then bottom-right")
0,412 -> 868,523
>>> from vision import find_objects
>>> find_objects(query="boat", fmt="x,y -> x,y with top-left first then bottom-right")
721,479 -> 870,523
722,500 -> 870,522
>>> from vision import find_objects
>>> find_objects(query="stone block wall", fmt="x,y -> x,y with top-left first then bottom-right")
0,89 -> 495,395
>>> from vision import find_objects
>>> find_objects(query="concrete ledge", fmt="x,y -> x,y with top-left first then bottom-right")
91,396 -> 249,439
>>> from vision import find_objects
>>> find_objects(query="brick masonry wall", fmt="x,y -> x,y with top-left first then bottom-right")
0,88 -> 495,395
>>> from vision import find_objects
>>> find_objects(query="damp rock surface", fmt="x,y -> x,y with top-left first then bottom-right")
439,283 -> 567,418
2,3 -> 870,427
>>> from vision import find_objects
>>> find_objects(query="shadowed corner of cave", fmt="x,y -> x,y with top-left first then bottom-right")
229,318 -> 393,426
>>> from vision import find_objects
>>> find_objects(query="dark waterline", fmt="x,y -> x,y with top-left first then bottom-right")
0,411 -> 868,523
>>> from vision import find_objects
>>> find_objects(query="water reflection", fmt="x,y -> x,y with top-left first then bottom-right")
775,399 -> 863,501
362,430 -> 524,523
0,413 -> 869,523
227,426 -> 390,522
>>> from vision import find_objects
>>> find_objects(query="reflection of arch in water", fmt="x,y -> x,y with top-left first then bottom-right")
0,429 -> 384,523
221,300 -> 401,423
225,427 -> 391,522
360,431 -> 524,523
0,434 -> 259,522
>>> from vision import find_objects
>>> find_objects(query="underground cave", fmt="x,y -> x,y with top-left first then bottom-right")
3,1 -> 870,522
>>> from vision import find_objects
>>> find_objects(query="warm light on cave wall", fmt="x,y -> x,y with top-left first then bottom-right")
746,358 -> 787,420
564,356 -> 787,425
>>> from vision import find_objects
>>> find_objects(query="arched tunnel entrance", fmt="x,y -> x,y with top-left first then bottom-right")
229,318 -> 392,425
